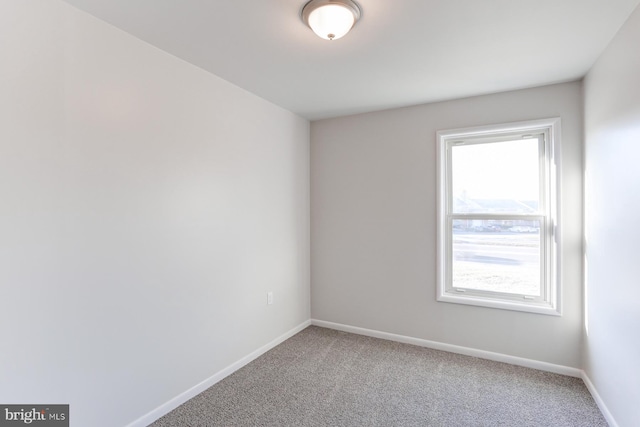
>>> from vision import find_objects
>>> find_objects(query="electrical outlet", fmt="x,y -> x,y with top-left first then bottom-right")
267,292 -> 273,305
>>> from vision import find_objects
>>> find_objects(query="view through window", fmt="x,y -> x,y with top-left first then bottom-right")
451,138 -> 541,296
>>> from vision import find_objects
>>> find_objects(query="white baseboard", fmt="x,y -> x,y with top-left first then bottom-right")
126,320 -> 312,427
125,319 -> 617,427
311,319 -> 582,378
581,372 -> 619,427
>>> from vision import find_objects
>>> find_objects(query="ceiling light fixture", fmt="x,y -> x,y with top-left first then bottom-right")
301,0 -> 362,41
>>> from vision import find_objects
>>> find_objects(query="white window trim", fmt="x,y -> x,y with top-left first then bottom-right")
436,118 -> 562,316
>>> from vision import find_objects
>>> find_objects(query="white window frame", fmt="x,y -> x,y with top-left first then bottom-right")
436,118 -> 562,316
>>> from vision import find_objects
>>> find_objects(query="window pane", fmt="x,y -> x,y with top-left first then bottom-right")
452,138 -> 540,214
452,220 -> 541,296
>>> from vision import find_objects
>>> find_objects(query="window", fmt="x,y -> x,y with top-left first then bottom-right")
436,119 -> 561,315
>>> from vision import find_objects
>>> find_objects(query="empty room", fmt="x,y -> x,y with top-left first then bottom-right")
1,0 -> 639,426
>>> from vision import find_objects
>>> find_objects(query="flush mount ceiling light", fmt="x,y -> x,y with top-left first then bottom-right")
301,0 -> 362,41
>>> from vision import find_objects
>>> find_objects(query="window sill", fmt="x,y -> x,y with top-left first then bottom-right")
437,292 -> 561,316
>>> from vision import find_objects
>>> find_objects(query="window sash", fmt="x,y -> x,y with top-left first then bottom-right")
444,214 -> 549,304
446,133 -> 547,216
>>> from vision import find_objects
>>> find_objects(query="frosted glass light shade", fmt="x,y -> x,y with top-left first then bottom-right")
302,0 -> 361,41
308,4 -> 354,40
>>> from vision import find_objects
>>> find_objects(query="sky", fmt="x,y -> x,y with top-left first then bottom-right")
452,138 -> 540,201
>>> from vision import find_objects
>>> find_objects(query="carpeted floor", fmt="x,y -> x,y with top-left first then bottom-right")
150,326 -> 607,426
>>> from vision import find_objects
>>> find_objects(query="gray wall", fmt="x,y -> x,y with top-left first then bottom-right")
311,82 -> 583,368
0,1 -> 309,426
583,4 -> 640,426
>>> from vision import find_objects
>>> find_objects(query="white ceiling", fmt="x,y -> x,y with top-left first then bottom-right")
62,0 -> 640,120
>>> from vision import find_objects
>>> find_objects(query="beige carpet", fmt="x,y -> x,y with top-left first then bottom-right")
151,326 -> 607,426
